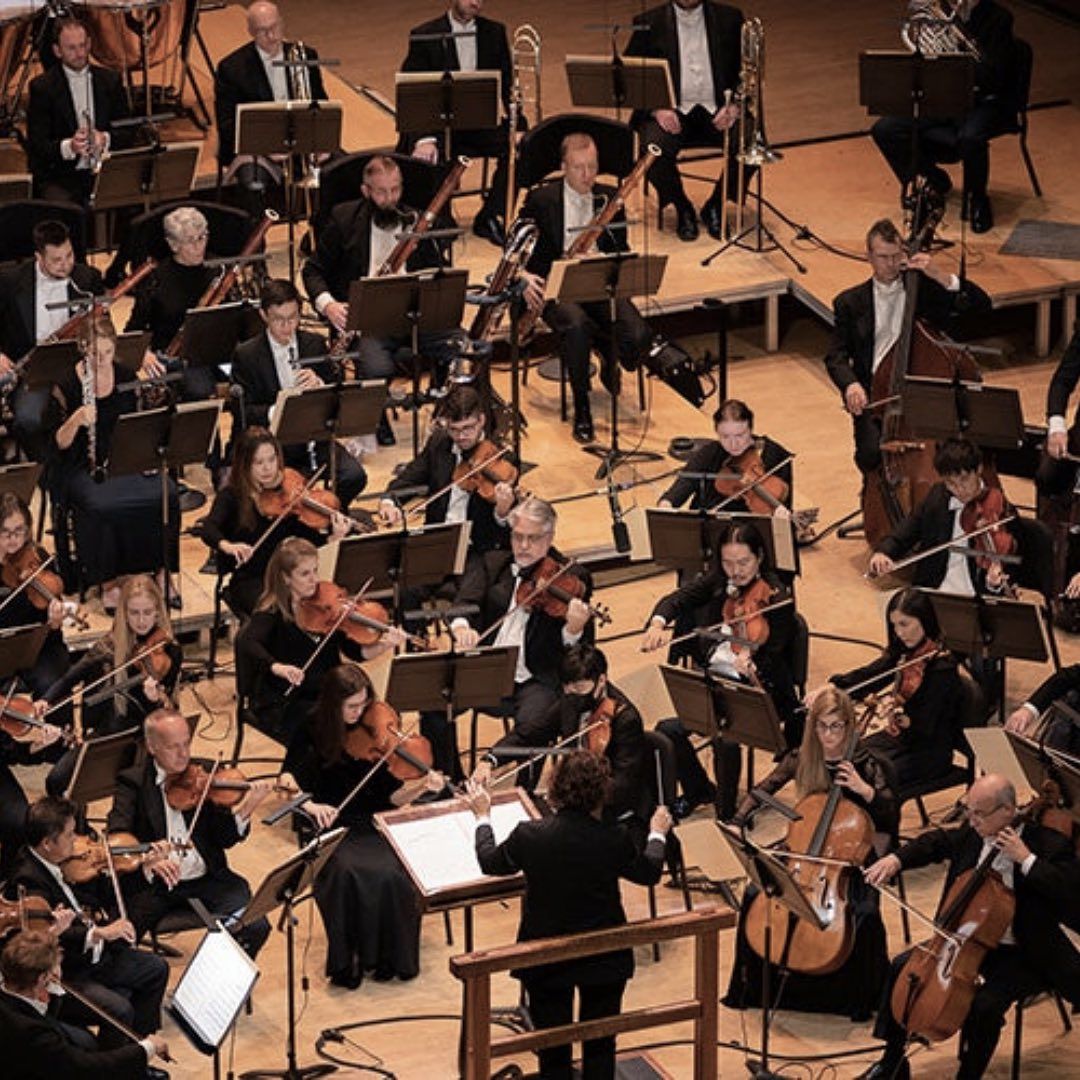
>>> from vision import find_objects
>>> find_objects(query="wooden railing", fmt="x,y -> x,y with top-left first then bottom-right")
450,906 -> 735,1080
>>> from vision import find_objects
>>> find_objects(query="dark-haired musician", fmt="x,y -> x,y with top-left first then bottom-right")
824,218 -> 990,476
517,133 -> 652,444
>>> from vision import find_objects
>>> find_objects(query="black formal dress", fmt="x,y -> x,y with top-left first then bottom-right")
723,747 -> 896,1019
47,367 -> 179,590
106,756 -> 271,956
519,180 -> 652,424
624,1 -> 745,211
476,808 -> 666,1079
26,62 -> 127,203
824,275 -> 991,473
873,821 -> 1080,1078
229,327 -> 367,507
5,848 -> 169,1043
283,722 -> 422,987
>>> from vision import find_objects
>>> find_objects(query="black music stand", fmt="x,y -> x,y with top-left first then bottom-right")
385,645 -> 519,772
108,401 -> 221,608
91,141 -> 201,215
926,591 -> 1053,722
1006,732 -> 1080,823
177,302 -> 252,371
0,624 -> 48,680
565,53 -> 673,120
718,822 -> 825,1078
238,826 -> 347,1080
113,330 -> 151,374
549,252 -> 667,477
644,508 -> 798,577
22,340 -> 80,390
0,463 -> 43,507
347,270 -> 468,453
395,69 -> 500,161
236,101 -> 343,280
64,727 -> 141,805
900,375 -> 1025,450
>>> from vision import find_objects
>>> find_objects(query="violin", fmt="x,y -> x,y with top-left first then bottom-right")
958,484 -> 1018,596
0,893 -> 54,936
0,694 -> 74,746
722,576 -> 777,655
452,440 -> 519,504
862,638 -> 941,738
164,762 -> 258,812
135,628 -> 174,683
714,444 -> 789,517
514,556 -> 612,627
0,543 -> 89,631
295,580 -> 426,650
583,696 -> 616,756
256,467 -> 354,533
60,831 -> 155,885
344,700 -> 434,782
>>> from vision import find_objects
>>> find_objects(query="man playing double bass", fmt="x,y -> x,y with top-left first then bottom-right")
861,773 -> 1080,1079
824,218 -> 990,477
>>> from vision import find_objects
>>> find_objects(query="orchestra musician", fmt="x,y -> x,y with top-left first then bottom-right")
624,0 -> 744,242
105,708 -> 272,957
870,0 -> 1019,234
824,219 -> 990,476
867,436 -> 1019,595
0,220 -> 104,463
472,644 -> 651,833
1005,663 -> 1080,754
230,278 -> 368,508
829,588 -> 966,790
0,929 -> 171,1079
642,521 -> 798,820
214,1 -> 328,202
517,133 -> 653,444
466,751 -> 672,1080
861,773 -> 1080,1079
200,427 -> 353,620
278,664 -> 447,989
0,715 -> 63,882
47,319 -> 180,613
26,17 -> 128,206
235,537 -> 407,745
300,154 -> 459,435
5,796 -> 169,1051
399,0 -> 516,247
1037,325 -> 1080,498
724,687 -> 895,1021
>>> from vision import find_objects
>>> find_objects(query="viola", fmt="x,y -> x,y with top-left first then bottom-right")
0,894 -> 54,936
959,484 -> 1018,596
514,556 -> 612,627
452,440 -> 519,504
714,444 -> 789,517
1,543 -> 89,631
60,831 -> 154,884
256,467 -> 353,533
164,762 -> 258,812
295,580 -> 426,650
722,576 -> 778,655
584,696 -> 616,756
344,700 -> 434,782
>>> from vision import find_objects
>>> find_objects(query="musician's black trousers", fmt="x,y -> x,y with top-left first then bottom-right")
1035,452 -> 1077,500
853,411 -> 883,475
524,976 -> 625,1080
873,944 -> 1046,1078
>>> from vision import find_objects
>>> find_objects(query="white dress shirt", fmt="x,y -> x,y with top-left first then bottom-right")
977,827 -> 1035,945
29,849 -> 102,962
369,218 -> 400,277
445,446 -> 470,524
674,2 -> 716,113
562,181 -> 596,256
59,65 -> 104,168
155,763 -> 209,882
258,44 -> 289,101
269,332 -> 300,392
871,277 -> 906,373
34,264 -> 71,344
938,494 -> 977,596
449,13 -> 478,72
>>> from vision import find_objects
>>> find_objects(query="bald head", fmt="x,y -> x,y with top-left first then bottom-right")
965,773 -> 1017,837
247,1 -> 283,52
145,709 -> 192,777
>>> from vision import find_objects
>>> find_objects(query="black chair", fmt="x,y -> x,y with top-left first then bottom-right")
999,38 -> 1042,198
1011,989 -> 1072,1077
514,114 -> 636,191
1012,514 -> 1056,602
0,199 -> 88,262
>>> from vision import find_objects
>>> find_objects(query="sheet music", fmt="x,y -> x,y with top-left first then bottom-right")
170,930 -> 258,1051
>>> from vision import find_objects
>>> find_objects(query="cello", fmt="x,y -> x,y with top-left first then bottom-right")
861,208 -> 982,547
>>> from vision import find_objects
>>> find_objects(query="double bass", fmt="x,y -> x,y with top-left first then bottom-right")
861,209 -> 982,547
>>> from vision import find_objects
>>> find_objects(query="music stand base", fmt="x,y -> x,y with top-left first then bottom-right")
583,442 -> 663,480
239,1067 -> 336,1080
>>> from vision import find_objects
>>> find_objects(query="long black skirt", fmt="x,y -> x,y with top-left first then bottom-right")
313,829 -> 421,987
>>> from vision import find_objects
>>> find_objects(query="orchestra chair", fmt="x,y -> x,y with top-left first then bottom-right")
0,199 -> 88,261
986,37 -> 1042,200
1010,990 -> 1073,1078
0,174 -> 32,203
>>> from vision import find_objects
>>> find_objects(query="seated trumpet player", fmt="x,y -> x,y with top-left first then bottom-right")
26,17 -> 127,205
517,132 -> 653,444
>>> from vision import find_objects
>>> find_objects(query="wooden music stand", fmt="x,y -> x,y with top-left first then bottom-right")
395,69 -> 501,160
565,54 -> 673,118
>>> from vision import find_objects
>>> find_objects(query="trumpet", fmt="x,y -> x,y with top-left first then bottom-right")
79,109 -> 103,174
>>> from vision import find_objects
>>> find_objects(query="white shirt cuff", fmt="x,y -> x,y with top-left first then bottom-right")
233,811 -> 251,835
139,1038 -> 156,1061
1020,852 -> 1036,876
647,830 -> 667,846
417,136 -> 437,147
561,627 -> 583,646
450,616 -> 471,634
314,291 -> 335,316
60,138 -> 76,161
946,273 -> 960,292
1020,702 -> 1040,719
475,815 -> 492,828
1049,415 -> 1068,434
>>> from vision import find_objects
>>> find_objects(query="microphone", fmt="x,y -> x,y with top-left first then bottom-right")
604,469 -> 630,553
229,383 -> 247,431
726,581 -> 740,598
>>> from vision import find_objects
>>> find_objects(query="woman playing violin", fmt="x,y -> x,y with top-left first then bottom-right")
236,537 -> 407,746
643,522 -> 798,820
279,664 -> 445,989
48,318 -> 180,613
200,428 -> 353,619
830,587 -> 966,789
724,687 -> 896,1021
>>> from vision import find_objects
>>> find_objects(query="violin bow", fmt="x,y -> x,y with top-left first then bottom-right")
286,576 -> 375,696
44,639 -> 169,719
476,557 -> 584,647
100,829 -> 129,925
865,515 -> 1017,579
843,648 -> 948,700
333,718 -> 425,823
59,979 -> 175,1063
487,716 -> 609,791
648,596 -> 796,653
246,463 -> 328,562
181,754 -> 223,847
408,444 -> 513,519
711,452 -> 794,515
0,553 -> 59,620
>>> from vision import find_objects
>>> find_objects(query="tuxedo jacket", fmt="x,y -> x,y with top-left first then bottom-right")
106,757 -> 246,879
1029,663 -> 1080,714
27,63 -> 128,190
824,275 -> 991,397
659,435 -> 792,511
300,198 -> 449,306
214,40 -> 328,166
897,820 -> 1080,1000
476,809 -> 665,986
454,548 -> 594,689
624,1 -> 743,121
230,327 -> 330,428
0,259 -> 104,360
387,428 -> 512,554
519,180 -> 628,282
398,13 -> 512,149
1046,326 -> 1080,429
0,989 -> 147,1080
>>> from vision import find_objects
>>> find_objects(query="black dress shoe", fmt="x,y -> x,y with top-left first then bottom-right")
925,165 -> 953,196
572,415 -> 595,444
855,1058 -> 910,1080
376,414 -> 397,446
969,191 -> 994,234
472,210 -> 506,248
674,202 -> 699,242
700,200 -> 723,240
146,1067 -> 171,1080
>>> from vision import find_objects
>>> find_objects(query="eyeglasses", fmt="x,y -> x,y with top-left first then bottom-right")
512,530 -> 551,547
963,802 -> 1008,822
0,526 -> 28,540
447,417 -> 482,437
815,721 -> 847,734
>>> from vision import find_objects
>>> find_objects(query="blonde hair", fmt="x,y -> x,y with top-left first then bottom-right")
257,536 -> 319,621
794,686 -> 857,798
113,574 -> 172,665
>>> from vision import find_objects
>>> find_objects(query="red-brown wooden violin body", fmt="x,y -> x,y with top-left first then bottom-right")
715,444 -> 789,516
959,484 -> 1018,595
453,440 -> 519,504
515,556 -> 611,627
344,700 -> 434,781
0,894 -> 54,936
61,832 -> 154,884
1,543 -> 89,631
164,763 -> 256,811
256,467 -> 343,531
